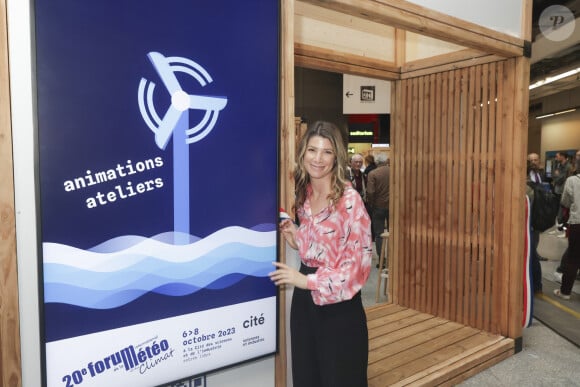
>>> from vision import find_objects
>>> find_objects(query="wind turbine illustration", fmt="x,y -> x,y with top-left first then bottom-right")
138,52 -> 228,244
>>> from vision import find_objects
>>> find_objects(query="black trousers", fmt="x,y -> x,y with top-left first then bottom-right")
562,224 -> 580,295
291,264 -> 368,387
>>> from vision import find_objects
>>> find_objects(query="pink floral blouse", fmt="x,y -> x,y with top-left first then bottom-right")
296,185 -> 372,305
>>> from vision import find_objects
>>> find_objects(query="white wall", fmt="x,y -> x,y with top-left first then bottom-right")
540,110 -> 580,159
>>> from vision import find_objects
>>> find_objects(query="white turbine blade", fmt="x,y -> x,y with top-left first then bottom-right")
189,95 -> 228,111
147,52 -> 183,95
155,106 -> 182,150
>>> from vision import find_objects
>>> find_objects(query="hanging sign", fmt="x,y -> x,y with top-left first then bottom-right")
34,1 -> 279,386
343,74 -> 391,114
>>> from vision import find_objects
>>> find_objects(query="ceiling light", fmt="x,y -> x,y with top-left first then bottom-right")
529,67 -> 580,90
536,108 -> 577,119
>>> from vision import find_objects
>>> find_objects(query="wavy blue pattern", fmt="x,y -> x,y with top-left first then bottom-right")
43,226 -> 277,310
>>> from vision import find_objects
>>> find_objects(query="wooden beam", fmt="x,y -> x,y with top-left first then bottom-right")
295,54 -> 399,80
0,0 -> 22,385
301,0 -> 525,58
295,43 -> 400,80
295,43 -> 398,74
275,1 -> 295,386
402,53 -> 505,80
507,56 -> 529,339
403,49 -> 488,73
521,0 -> 533,42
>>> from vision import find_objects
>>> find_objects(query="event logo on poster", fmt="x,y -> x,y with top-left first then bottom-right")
138,52 -> 228,149
138,52 -> 228,243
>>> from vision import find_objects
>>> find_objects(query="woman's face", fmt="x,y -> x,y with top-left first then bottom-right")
304,135 -> 335,182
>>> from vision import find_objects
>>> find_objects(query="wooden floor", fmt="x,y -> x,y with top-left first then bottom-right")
366,303 -> 515,386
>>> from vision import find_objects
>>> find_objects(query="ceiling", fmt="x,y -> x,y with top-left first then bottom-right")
530,0 -> 580,100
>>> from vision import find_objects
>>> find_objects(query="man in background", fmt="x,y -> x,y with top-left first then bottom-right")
347,153 -> 366,200
527,152 -> 546,295
366,153 -> 390,266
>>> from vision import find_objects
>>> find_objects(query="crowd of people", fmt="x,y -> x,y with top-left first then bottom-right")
527,150 -> 580,301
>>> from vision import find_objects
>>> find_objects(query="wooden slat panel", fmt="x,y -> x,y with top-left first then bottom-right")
369,314 -> 444,350
423,75 -> 432,313
381,332 -> 504,386
499,60 -> 515,335
369,322 -> 466,372
401,53 -> 504,80
391,57 -> 525,337
437,70 -> 450,319
474,63 -> 488,329
464,65 -> 476,326
490,61 -> 506,335
408,77 -> 420,307
416,75 -> 427,311
439,348 -> 513,387
365,303 -> 407,320
396,339 -> 513,386
366,305 -> 515,386
443,70 -> 455,321
507,57 -> 528,340
388,81 -> 398,302
368,309 -> 420,332
390,81 -> 401,304
450,69 -> 462,322
483,62 -> 498,332
455,67 -> 468,324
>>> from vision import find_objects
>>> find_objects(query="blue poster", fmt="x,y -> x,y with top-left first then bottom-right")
35,1 -> 279,386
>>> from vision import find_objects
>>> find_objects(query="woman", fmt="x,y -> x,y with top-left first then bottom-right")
269,121 -> 372,387
555,156 -> 580,300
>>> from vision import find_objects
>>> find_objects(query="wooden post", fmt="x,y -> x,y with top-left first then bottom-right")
0,0 -> 22,384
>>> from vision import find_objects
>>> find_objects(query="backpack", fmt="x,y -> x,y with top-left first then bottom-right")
528,182 -> 560,232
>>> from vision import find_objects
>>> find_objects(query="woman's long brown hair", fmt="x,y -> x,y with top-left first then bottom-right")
293,121 -> 349,213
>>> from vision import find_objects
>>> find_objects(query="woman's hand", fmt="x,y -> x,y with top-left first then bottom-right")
279,218 -> 298,249
269,262 -> 308,289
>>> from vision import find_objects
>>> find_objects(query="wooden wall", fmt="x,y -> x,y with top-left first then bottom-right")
0,0 -> 22,385
390,57 -> 529,338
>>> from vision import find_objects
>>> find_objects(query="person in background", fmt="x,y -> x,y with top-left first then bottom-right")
552,151 -> 572,196
269,120 -> 372,387
554,155 -> 580,300
347,153 -> 366,200
363,154 -> 377,235
363,154 -> 377,179
527,153 -> 548,261
366,153 -> 390,267
527,153 -> 545,184
526,153 -> 544,295
555,149 -> 580,283
550,152 -> 573,239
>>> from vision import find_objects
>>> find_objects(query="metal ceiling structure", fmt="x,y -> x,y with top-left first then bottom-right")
530,0 -> 580,100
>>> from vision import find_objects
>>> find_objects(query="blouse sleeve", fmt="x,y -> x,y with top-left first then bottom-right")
306,189 -> 373,305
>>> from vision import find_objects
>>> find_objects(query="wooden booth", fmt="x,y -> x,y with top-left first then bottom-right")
279,0 -> 531,386
1,0 -> 531,386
